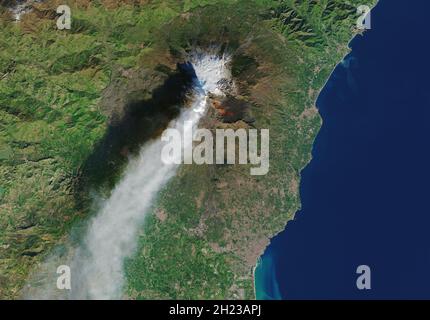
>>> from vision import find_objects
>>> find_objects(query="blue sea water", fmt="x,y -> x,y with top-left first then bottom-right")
256,0 -> 430,299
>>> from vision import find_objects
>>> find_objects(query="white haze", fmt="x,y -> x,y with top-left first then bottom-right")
25,52 -> 231,299
8,1 -> 40,21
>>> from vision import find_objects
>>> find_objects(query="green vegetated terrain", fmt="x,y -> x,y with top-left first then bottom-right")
0,0 -> 376,299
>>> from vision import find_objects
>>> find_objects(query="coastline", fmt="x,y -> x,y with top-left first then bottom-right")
253,0 -> 380,299
0,0 -> 381,299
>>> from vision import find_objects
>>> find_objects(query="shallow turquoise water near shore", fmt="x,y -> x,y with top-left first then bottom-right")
256,0 -> 430,299
255,253 -> 282,300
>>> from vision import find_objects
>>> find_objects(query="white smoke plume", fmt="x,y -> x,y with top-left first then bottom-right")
24,52 -> 232,299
